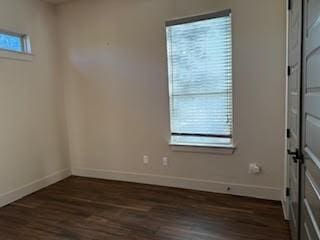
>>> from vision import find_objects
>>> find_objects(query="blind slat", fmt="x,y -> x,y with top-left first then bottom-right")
166,12 -> 232,145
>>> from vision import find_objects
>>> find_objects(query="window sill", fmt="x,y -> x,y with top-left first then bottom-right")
169,143 -> 236,154
0,49 -> 33,62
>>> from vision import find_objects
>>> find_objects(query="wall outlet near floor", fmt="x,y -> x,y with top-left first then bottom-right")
143,155 -> 149,164
162,157 -> 168,166
249,163 -> 261,174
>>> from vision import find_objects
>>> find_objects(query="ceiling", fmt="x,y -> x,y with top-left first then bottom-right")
43,0 -> 72,4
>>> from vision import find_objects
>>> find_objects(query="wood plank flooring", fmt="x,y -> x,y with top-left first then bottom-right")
0,176 -> 290,240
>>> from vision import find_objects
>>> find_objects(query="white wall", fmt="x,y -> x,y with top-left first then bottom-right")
57,0 -> 287,200
0,0 -> 70,205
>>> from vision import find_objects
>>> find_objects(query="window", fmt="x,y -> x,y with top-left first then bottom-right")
0,31 -> 31,54
166,10 -> 233,147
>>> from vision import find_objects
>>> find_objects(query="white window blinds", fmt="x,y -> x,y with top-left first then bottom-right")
166,10 -> 233,147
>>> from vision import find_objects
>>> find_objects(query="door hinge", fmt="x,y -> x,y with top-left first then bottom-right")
286,187 -> 290,197
287,66 -> 292,76
288,0 -> 292,10
287,129 -> 291,138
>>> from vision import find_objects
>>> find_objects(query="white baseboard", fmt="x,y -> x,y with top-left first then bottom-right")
72,168 -> 282,201
0,169 -> 71,207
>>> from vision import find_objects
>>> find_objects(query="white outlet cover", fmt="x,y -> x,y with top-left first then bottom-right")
162,157 -> 168,166
143,156 -> 149,164
249,163 -> 261,174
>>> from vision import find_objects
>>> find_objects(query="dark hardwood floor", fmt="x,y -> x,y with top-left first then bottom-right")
0,176 -> 290,240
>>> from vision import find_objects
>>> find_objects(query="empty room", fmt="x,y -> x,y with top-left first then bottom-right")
0,0 -> 319,239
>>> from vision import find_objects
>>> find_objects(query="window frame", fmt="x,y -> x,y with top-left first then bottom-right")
165,9 -> 235,151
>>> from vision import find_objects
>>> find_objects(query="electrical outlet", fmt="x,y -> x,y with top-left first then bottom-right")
143,155 -> 149,164
249,163 -> 261,174
162,157 -> 168,166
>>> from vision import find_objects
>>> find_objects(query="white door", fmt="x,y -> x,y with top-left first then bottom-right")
300,0 -> 320,239
287,0 -> 303,239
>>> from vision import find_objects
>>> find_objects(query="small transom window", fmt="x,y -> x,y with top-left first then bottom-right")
0,31 -> 31,54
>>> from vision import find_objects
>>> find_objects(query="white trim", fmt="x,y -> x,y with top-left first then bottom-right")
0,49 -> 33,62
282,199 -> 289,220
0,169 -> 71,207
72,168 -> 282,200
170,144 -> 236,154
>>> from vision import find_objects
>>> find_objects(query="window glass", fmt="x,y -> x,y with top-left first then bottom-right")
0,32 -> 24,52
166,11 -> 233,146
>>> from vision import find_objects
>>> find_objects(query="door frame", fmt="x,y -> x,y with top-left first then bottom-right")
285,0 -> 305,237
